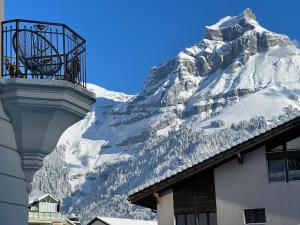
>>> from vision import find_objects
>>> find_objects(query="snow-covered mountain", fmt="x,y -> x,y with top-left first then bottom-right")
31,9 -> 300,224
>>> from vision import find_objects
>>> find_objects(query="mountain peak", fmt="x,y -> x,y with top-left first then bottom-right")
130,9 -> 292,114
242,8 -> 256,20
205,8 -> 261,41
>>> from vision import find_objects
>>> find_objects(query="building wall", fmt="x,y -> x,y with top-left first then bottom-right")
0,3 -> 29,223
39,202 -> 58,212
0,0 -> 3,74
0,99 -> 28,225
215,145 -> 300,225
157,190 -> 175,225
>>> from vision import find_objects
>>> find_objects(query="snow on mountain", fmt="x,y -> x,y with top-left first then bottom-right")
31,9 -> 300,224
293,39 -> 300,48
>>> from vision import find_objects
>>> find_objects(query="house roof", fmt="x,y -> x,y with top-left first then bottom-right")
29,194 -> 59,205
66,218 -> 78,225
128,114 -> 300,208
87,217 -> 157,225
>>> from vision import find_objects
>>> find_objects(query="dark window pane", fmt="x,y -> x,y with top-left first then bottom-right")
186,214 -> 195,225
288,158 -> 300,181
198,213 -> 208,225
176,214 -> 185,225
208,212 -> 218,225
244,209 -> 266,224
268,159 -> 285,182
255,209 -> 266,223
245,210 -> 256,223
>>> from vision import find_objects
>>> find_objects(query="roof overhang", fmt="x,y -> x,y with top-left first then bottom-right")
87,217 -> 110,225
128,116 -> 300,209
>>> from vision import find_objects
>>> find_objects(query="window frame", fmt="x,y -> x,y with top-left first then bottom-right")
175,212 -> 217,225
243,208 -> 266,225
266,141 -> 300,182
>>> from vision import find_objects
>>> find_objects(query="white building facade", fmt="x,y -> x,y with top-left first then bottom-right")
129,118 -> 300,225
215,137 -> 300,225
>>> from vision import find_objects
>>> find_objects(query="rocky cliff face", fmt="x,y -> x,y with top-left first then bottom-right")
31,9 -> 300,224
115,9 -> 292,124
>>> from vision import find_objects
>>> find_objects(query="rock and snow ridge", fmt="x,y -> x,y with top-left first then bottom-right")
31,9 -> 300,224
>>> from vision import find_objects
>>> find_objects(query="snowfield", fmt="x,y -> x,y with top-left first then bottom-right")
31,9 -> 300,224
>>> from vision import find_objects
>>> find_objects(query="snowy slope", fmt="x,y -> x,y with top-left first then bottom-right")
31,9 -> 300,224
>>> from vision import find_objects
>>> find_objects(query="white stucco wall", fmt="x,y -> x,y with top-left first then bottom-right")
0,3 -> 28,224
215,144 -> 300,225
39,202 -> 58,212
0,0 -> 3,74
0,100 -> 28,225
157,190 -> 175,225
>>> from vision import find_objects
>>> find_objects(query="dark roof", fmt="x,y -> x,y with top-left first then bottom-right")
87,217 -> 110,225
128,116 -> 300,209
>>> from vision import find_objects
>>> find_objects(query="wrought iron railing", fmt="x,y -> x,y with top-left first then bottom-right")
1,19 -> 87,87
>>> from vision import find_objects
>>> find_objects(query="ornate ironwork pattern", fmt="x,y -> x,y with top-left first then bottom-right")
1,19 -> 87,87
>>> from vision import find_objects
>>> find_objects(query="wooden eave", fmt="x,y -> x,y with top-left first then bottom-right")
128,116 -> 300,209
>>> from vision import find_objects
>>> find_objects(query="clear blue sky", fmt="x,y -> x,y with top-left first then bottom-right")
5,0 -> 300,94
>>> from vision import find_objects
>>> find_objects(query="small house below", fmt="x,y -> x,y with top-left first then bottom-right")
28,194 -> 81,225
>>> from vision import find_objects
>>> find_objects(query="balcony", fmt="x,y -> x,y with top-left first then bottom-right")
1,19 -> 86,87
0,19 -> 95,194
29,211 -> 66,222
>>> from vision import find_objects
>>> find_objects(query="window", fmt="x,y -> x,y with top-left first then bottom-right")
244,208 -> 266,224
288,158 -> 300,180
266,137 -> 300,182
208,212 -> 217,225
268,159 -> 285,182
29,205 -> 38,212
176,212 -> 217,225
186,214 -> 196,225
176,214 -> 185,225
198,213 -> 208,225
